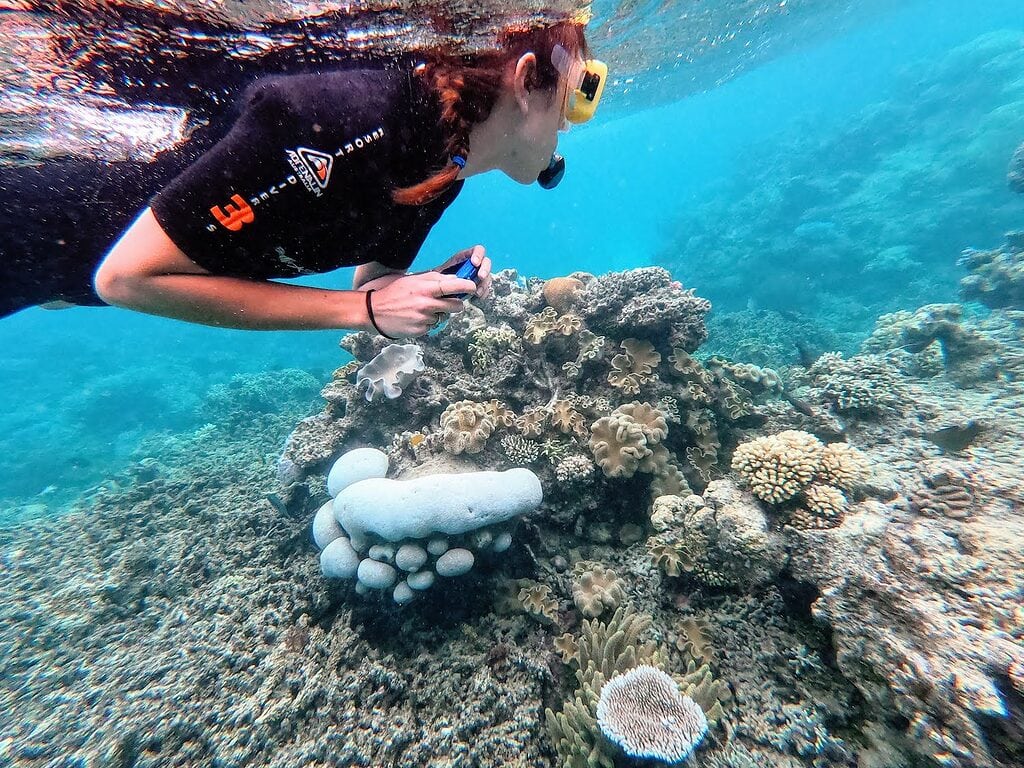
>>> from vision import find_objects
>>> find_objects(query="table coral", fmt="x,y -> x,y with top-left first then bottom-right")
596,665 -> 709,764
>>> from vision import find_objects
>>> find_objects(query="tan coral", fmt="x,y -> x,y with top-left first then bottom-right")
518,582 -> 559,624
792,483 -> 847,529
571,562 -> 627,619
614,401 -> 668,443
555,312 -> 583,336
731,430 -> 824,504
648,541 -> 689,577
554,632 -> 580,664
482,398 -> 517,427
589,413 -> 652,478
608,339 -> 661,394
817,442 -> 872,491
524,307 -> 559,344
550,399 -> 588,438
439,400 -> 494,454
516,406 -> 547,438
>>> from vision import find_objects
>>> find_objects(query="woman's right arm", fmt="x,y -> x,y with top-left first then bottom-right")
94,208 -> 472,333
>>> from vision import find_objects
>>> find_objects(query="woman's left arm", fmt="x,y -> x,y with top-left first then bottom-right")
352,261 -> 407,290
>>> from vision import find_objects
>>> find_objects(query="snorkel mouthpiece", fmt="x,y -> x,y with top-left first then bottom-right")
537,153 -> 565,189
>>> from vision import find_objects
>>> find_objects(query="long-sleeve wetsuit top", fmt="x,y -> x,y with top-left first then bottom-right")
0,66 -> 462,318
150,68 -> 463,279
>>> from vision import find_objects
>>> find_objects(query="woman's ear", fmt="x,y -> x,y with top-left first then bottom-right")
512,52 -> 539,113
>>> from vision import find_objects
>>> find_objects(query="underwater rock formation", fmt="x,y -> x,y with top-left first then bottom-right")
1008,141 -> 1024,194
959,232 -> 1024,311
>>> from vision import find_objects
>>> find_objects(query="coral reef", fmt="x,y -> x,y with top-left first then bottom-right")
660,32 -> 1024,325
280,267 -> 780,530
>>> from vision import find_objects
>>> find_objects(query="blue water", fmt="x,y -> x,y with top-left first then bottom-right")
0,0 -> 1021,506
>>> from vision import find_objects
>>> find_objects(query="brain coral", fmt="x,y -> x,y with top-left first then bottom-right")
731,430 -> 823,504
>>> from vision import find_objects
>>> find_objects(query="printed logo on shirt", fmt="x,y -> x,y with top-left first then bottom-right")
286,147 -> 335,197
210,194 -> 254,231
204,127 -> 387,233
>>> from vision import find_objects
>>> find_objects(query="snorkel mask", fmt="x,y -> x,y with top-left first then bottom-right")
537,44 -> 607,189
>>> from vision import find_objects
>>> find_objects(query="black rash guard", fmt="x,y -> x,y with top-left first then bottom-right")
151,68 -> 463,279
0,66 -> 461,318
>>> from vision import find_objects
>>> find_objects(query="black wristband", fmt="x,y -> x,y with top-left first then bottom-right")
365,290 -> 398,340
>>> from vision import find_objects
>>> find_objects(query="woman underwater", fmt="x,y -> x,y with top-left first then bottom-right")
1,20 -> 606,339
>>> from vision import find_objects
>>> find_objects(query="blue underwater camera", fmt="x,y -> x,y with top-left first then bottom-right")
441,258 -> 480,299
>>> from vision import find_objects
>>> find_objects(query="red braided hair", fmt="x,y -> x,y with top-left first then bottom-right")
393,21 -> 590,206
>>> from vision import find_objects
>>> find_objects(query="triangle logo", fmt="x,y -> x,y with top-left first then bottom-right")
296,147 -> 334,189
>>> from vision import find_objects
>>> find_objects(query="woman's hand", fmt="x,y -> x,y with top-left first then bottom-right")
431,244 -> 493,299
368,271 -> 476,338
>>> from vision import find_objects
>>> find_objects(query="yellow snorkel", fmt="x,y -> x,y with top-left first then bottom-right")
538,44 -> 607,189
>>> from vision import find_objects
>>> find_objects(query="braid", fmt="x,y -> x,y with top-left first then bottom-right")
392,22 -> 589,206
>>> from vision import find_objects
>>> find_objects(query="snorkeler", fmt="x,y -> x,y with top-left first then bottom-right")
0,21 -> 606,339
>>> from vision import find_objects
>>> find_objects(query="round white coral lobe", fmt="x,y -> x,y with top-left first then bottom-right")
596,665 -> 708,764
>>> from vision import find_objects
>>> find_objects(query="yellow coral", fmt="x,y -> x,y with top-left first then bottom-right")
817,442 -> 872,490
439,400 -> 494,454
731,430 -> 823,504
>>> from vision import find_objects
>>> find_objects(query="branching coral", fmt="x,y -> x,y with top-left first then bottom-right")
731,431 -> 871,530
809,352 -> 906,413
731,430 -> 823,504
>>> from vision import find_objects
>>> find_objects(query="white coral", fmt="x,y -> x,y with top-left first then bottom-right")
355,343 -> 425,402
596,665 -> 708,763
